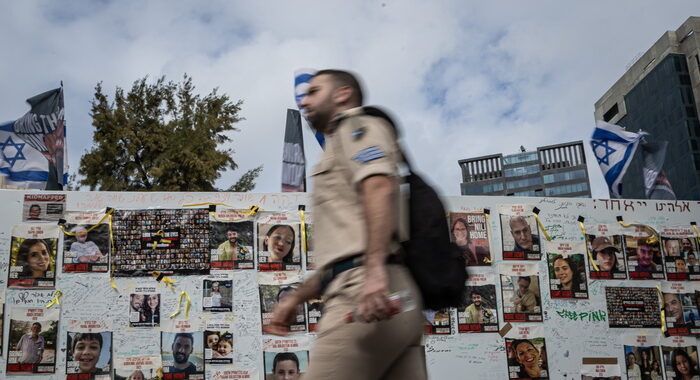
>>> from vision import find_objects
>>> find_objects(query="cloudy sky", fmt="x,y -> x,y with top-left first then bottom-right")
1,1 -> 698,197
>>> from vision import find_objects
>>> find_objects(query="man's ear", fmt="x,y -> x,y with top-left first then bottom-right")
332,85 -> 353,105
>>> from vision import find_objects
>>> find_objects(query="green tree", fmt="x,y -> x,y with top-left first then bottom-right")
79,75 -> 261,191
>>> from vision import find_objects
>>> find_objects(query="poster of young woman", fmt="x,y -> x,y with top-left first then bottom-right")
259,272 -> 306,333
65,319 -> 112,380
661,335 -> 700,380
622,335 -> 662,380
505,325 -> 549,380
62,211 -> 110,273
6,306 -> 60,374
161,320 -> 205,380
256,212 -> 302,271
499,205 -> 541,261
458,273 -> 498,333
584,224 -> 626,280
209,208 -> 254,270
500,263 -> 543,322
262,336 -> 310,380
8,224 -> 59,288
545,241 -> 589,299
449,212 -> 492,266
128,287 -> 160,328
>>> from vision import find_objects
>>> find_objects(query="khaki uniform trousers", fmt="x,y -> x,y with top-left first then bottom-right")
304,264 -> 427,380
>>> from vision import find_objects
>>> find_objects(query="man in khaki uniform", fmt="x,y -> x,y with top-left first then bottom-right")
267,69 -> 426,379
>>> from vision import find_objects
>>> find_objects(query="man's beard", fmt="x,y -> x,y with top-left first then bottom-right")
174,353 -> 188,364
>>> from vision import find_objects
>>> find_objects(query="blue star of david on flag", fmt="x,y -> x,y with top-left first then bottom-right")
590,120 -> 646,198
591,139 -> 616,166
0,136 -> 26,168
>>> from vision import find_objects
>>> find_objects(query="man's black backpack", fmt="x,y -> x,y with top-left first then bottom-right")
363,106 -> 468,310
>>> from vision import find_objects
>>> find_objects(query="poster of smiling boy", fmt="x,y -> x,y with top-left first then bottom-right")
65,319 -> 112,380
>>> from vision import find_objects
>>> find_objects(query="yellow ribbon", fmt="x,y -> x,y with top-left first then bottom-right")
151,271 -> 176,291
154,367 -> 164,380
482,210 -> 493,264
617,218 -> 659,245
59,208 -> 114,236
692,223 -> 699,239
532,211 -> 552,241
299,209 -> 307,255
247,205 -> 260,216
46,290 -> 62,309
170,291 -> 192,319
578,219 -> 599,271
656,286 -> 667,336
182,202 -> 235,208
107,213 -> 117,290
151,230 -> 172,250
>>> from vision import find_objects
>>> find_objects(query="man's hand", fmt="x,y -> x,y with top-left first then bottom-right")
265,291 -> 302,336
357,263 -> 391,323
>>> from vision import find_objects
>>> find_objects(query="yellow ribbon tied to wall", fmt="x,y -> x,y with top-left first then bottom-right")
170,291 -> 192,319
151,271 -> 176,291
532,207 -> 552,241
152,229 -> 172,251
107,212 -> 117,290
482,209 -> 493,264
577,216 -> 599,271
154,367 -> 164,380
299,206 -> 307,255
248,205 -> 260,216
656,285 -> 667,336
617,217 -> 659,245
692,222 -> 699,239
59,208 -> 114,236
46,290 -> 63,309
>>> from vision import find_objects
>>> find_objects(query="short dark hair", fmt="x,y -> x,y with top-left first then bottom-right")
272,352 -> 300,372
173,332 -> 194,346
315,69 -> 364,106
72,333 -> 103,352
518,276 -> 531,285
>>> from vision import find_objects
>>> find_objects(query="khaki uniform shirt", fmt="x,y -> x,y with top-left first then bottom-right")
311,107 -> 404,271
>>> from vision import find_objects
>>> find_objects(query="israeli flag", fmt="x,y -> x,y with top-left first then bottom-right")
294,68 -> 325,147
590,120 -> 646,198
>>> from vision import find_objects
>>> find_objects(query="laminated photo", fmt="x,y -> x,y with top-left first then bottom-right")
62,211 -> 110,273
449,212 -> 492,266
661,228 -> 700,281
623,227 -> 664,280
584,224 -> 626,280
209,208 -> 254,270
500,263 -> 543,322
545,241 -> 588,300
8,224 -> 59,288
605,287 -> 661,328
23,193 -> 65,222
499,205 -> 541,261
661,282 -> 700,336
458,273 -> 499,333
661,335 -> 700,380
580,357 -> 621,380
505,325 -> 549,380
65,319 -> 112,380
113,355 -> 162,380
306,296 -> 323,333
423,308 -> 452,335
256,212 -> 302,271
112,208 -> 210,276
161,320 -> 205,379
129,288 -> 160,328
263,336 -> 309,380
259,272 -> 306,333
622,335 -> 661,380
204,319 -> 234,365
6,306 -> 60,374
202,275 -> 233,312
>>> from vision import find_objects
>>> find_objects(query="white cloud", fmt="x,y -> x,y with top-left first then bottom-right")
0,0 -> 697,197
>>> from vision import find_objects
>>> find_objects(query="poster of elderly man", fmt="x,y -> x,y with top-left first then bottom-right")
500,205 -> 541,261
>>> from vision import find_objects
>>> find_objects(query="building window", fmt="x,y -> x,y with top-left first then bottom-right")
504,164 -> 540,177
506,177 -> 542,190
503,152 -> 538,165
543,169 -> 587,184
603,103 -> 619,122
544,182 -> 589,196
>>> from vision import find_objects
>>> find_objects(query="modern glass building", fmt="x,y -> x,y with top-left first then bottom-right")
594,17 -> 700,200
458,141 -> 591,197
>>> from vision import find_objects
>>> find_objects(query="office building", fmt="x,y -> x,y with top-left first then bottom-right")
458,141 -> 591,197
594,16 -> 700,199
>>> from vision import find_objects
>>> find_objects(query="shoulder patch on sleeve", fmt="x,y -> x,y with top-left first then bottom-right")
352,146 -> 386,164
351,127 -> 365,141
